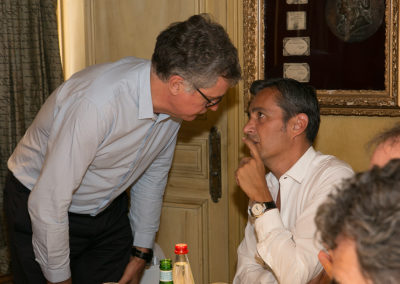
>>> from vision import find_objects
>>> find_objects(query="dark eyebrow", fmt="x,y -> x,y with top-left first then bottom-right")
249,106 -> 267,113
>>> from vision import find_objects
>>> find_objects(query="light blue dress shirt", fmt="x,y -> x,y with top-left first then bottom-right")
8,57 -> 182,282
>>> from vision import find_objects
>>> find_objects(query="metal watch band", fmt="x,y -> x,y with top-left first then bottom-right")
131,247 -> 153,264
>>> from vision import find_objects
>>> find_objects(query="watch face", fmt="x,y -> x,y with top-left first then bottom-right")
251,203 -> 265,217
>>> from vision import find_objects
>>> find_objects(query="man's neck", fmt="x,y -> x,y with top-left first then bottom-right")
267,142 -> 311,179
150,70 -> 169,114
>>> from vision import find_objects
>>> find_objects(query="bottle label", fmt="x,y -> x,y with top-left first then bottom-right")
160,270 -> 173,282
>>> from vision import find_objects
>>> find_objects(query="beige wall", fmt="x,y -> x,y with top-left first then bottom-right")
315,116 -> 400,172
58,0 -> 86,79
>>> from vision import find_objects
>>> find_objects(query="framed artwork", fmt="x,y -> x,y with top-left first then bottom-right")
243,0 -> 400,116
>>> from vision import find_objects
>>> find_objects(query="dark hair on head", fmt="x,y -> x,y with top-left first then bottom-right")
249,78 -> 320,143
315,159 -> 400,284
151,13 -> 241,89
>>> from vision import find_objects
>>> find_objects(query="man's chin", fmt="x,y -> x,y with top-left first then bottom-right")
182,114 -> 198,121
182,111 -> 208,121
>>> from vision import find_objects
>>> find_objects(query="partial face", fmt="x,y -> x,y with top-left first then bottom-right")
243,88 -> 291,165
171,76 -> 230,121
330,236 -> 371,284
370,139 -> 400,168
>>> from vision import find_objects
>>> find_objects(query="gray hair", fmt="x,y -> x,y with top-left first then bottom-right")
151,13 -> 241,90
315,159 -> 400,284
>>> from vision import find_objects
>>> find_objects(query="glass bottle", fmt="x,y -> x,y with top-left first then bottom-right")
172,243 -> 195,284
160,258 -> 173,283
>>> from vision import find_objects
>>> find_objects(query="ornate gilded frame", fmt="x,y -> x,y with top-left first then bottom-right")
243,0 -> 400,116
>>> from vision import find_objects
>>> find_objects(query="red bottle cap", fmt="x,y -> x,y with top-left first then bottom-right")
175,243 -> 188,254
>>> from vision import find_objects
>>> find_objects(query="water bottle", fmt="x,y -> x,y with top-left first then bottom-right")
172,243 -> 195,284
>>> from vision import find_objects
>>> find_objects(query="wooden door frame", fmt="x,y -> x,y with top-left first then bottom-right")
225,0 -> 249,281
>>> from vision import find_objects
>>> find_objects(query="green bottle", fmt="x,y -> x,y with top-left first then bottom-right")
160,258 -> 173,283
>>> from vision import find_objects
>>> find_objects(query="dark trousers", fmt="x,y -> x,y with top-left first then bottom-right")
4,171 -> 133,284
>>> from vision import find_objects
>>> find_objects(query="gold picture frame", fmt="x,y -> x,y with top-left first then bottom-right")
243,0 -> 400,116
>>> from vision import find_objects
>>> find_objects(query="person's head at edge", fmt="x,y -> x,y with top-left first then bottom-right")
369,123 -> 400,167
315,159 -> 400,284
150,13 -> 241,121
244,78 -> 320,175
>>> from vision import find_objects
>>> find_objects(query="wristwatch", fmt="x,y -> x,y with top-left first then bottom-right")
131,247 -> 153,264
249,201 -> 277,218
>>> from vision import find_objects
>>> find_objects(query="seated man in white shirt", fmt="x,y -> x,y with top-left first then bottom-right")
315,159 -> 400,284
233,78 -> 354,284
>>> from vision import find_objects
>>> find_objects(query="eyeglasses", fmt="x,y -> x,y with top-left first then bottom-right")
195,88 -> 223,108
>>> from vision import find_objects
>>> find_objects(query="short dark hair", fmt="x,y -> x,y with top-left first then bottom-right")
151,14 -> 241,89
315,159 -> 400,284
250,78 -> 320,143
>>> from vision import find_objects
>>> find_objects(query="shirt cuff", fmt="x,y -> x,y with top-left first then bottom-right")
254,208 -> 283,241
41,265 -> 71,283
133,232 -> 156,249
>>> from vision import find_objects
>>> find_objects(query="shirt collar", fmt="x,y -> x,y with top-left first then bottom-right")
136,63 -> 174,123
283,146 -> 316,184
135,61 -> 153,120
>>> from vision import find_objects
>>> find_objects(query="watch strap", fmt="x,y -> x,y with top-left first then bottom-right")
131,247 -> 153,264
263,201 -> 277,210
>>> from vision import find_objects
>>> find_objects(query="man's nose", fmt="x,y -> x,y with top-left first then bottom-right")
208,104 -> 219,112
243,118 -> 255,134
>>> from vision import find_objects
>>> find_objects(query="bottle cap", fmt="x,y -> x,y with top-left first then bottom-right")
174,243 -> 188,254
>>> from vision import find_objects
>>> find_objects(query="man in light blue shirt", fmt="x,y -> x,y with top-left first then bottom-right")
4,14 -> 241,284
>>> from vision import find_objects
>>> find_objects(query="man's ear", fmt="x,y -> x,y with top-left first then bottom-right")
168,75 -> 184,96
290,113 -> 308,138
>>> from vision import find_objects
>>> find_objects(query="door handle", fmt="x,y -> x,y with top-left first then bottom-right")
209,126 -> 221,203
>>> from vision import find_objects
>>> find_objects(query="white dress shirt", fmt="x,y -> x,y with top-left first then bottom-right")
234,147 -> 354,284
8,57 -> 182,282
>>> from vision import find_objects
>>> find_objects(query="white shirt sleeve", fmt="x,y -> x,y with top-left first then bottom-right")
28,99 -> 106,283
234,217 -> 278,284
254,207 -> 322,284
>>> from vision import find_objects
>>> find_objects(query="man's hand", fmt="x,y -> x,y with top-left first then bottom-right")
235,137 -> 272,202
318,250 -> 333,279
118,255 -> 147,284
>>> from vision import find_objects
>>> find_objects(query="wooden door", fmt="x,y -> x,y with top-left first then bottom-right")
64,1 -> 239,283
156,111 -> 229,284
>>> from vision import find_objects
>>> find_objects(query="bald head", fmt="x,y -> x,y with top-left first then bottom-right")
370,138 -> 400,168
